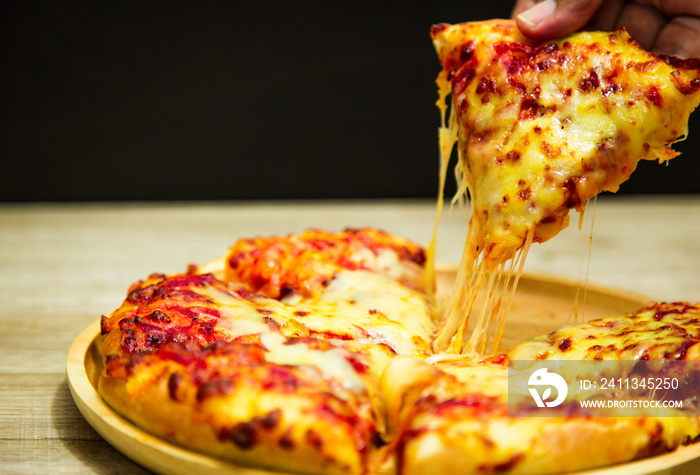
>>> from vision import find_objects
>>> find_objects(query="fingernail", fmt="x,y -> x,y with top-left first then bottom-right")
517,0 -> 557,28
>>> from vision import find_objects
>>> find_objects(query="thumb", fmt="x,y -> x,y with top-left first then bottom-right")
515,0 -> 604,40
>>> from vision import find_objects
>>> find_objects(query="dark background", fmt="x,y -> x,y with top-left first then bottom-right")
2,1 -> 699,202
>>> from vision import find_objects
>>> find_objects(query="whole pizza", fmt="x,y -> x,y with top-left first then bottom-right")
95,20 -> 700,475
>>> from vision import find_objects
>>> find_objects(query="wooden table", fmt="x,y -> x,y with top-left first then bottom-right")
2,196 -> 700,473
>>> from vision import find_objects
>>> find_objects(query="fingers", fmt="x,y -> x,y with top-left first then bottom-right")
617,2 -> 667,51
653,16 -> 700,58
511,0 -> 700,60
511,0 -> 544,18
515,0 -> 558,32
634,0 -> 700,18
584,0 -> 625,31
515,0 -> 605,40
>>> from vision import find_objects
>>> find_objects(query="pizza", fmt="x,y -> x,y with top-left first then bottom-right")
97,229 -> 700,474
93,19 -> 700,475
429,20 -> 700,355
99,229 -> 434,475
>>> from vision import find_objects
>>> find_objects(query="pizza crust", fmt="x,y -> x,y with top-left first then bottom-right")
98,345 -> 377,475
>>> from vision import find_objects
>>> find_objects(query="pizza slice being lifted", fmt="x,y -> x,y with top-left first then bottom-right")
430,20 -> 700,354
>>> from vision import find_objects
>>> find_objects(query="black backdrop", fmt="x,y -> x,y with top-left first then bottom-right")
2,1 -> 699,202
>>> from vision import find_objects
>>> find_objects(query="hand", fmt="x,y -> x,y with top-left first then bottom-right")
511,0 -> 700,58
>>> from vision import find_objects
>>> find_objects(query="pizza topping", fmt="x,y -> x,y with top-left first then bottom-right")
277,431 -> 295,450
217,410 -> 283,450
125,273 -> 219,305
223,228 -> 427,300
146,309 -> 171,323
509,302 -> 700,361
653,301 -> 697,321
168,372 -> 183,401
306,429 -> 325,451
558,337 -> 572,351
197,379 -> 235,402
260,332 -> 367,393
219,421 -> 259,449
484,453 -> 525,473
425,393 -> 506,418
673,338 -> 697,360
108,307 -> 224,355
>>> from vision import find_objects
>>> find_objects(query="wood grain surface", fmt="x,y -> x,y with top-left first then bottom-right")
2,196 -> 699,473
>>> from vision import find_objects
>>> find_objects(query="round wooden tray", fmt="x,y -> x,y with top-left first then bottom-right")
66,267 -> 700,474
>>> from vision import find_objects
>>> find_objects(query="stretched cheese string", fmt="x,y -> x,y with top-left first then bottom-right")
582,196 -> 598,320
488,228 -> 533,354
571,195 -> 597,324
423,71 -> 458,296
430,72 -> 534,356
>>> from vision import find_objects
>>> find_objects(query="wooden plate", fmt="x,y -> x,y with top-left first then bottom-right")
66,267 -> 700,474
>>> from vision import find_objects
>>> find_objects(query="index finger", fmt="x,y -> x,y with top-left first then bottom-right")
511,0 -> 542,18
653,15 -> 700,58
514,0 -> 605,40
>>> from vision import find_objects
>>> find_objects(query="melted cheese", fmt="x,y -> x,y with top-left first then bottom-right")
430,20 -> 700,354
208,269 -> 434,356
318,270 -> 435,354
424,75 -> 459,293
260,332 -> 367,393
198,232 -> 437,356
509,302 -> 700,361
200,285 -> 275,336
222,228 -> 428,300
